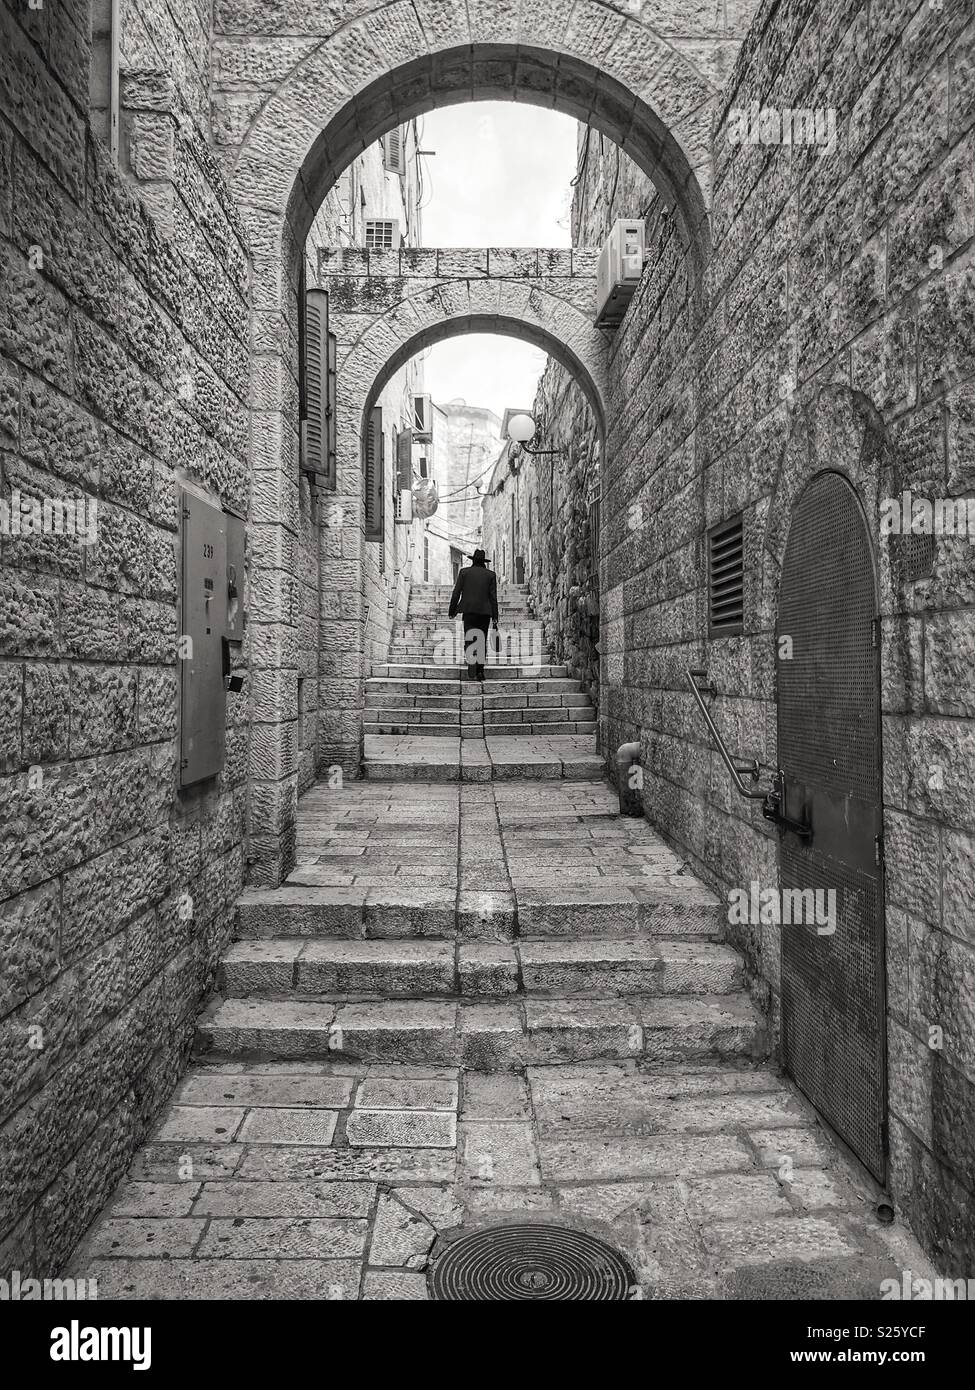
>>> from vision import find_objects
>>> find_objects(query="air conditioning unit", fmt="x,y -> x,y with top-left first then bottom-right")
394,488 -> 413,523
412,393 -> 433,440
595,218 -> 646,327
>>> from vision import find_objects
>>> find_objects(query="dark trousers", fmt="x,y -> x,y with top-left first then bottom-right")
463,614 -> 491,677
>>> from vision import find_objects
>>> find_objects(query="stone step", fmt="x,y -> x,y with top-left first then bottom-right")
196,993 -> 765,1068
366,678 -> 581,695
372,663 -> 570,680
363,715 -> 595,737
235,881 -> 721,942
362,752 -> 606,780
218,938 -> 743,1000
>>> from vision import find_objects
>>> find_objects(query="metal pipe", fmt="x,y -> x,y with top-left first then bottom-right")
685,668 -> 766,801
616,741 -> 642,817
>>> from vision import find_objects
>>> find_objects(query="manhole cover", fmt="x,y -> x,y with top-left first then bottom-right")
428,1224 -> 635,1300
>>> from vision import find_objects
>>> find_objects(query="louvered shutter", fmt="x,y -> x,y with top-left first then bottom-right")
384,127 -> 405,175
397,428 -> 413,491
365,406 -> 384,541
708,514 -> 744,635
301,288 -> 329,479
326,331 -> 337,487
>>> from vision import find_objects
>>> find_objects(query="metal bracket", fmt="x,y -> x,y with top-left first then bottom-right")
761,769 -> 813,841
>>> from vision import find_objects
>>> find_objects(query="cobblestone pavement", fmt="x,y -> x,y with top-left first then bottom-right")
68,1058 -> 932,1300
68,779 -> 934,1300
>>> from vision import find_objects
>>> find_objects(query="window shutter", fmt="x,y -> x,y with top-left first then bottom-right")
365,406 -> 385,541
383,127 -> 406,175
301,288 -> 330,480
396,428 -> 413,491
708,514 -> 744,635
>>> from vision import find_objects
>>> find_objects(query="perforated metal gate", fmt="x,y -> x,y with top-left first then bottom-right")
777,470 -> 886,1182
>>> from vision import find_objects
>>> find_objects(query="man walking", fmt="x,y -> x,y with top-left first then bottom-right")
448,549 -> 499,682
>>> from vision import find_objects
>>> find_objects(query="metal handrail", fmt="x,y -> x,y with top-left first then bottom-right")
685,668 -> 766,801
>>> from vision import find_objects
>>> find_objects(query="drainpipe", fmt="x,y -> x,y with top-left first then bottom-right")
616,741 -> 643,817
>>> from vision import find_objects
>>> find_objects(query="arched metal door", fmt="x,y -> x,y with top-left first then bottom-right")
777,470 -> 886,1182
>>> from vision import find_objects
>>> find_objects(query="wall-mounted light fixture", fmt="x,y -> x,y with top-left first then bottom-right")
506,413 -> 566,459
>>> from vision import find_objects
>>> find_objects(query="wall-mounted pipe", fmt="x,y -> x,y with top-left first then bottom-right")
616,740 -> 642,817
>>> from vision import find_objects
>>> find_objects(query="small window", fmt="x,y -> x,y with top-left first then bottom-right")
423,535 -> 430,582
365,219 -> 399,251
418,456 -> 429,479
708,514 -> 744,636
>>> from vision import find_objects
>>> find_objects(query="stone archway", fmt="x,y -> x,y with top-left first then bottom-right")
322,276 -> 609,773
224,3 -> 745,884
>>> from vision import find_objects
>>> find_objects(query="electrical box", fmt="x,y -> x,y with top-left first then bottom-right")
180,489 -> 228,786
595,219 -> 646,327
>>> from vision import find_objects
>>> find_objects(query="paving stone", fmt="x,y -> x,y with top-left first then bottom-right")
704,1217 -> 865,1267
355,1078 -> 459,1111
236,1147 -> 455,1183
392,1185 -> 464,1230
153,1107 -> 246,1144
782,1168 -> 863,1212
72,1259 -> 363,1300
107,1182 -> 202,1218
175,1073 -> 354,1108
192,1182 -> 375,1219
236,1108 -> 339,1145
368,1194 -> 435,1268
749,1127 -> 838,1170
538,1134 -> 752,1182
461,1121 -> 541,1187
558,1181 -> 670,1222
683,1174 -> 794,1221
461,1072 -> 531,1119
197,1218 -> 368,1260
130,1145 -> 244,1181
84,1218 -> 205,1260
362,1271 -> 429,1300
345,1109 -> 457,1148
464,1188 -> 556,1214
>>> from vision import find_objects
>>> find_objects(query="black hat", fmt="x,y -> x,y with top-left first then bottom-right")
471,549 -> 487,566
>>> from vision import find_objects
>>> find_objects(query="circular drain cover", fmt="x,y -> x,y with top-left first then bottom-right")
429,1224 -> 635,1300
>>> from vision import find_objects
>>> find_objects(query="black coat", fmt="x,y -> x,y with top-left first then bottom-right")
448,564 -> 499,621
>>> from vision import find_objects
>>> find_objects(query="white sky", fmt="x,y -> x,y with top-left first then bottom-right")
414,104 -> 579,420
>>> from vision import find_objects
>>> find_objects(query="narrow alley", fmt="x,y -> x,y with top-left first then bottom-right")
1,0 -> 973,1336
65,589 -> 931,1300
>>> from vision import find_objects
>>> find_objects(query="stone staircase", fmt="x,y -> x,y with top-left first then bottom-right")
364,583 -> 597,739
198,782 -> 765,1070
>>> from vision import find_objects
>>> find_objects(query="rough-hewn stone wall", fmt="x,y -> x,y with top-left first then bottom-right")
0,0 -> 248,1279
593,0 -> 975,1268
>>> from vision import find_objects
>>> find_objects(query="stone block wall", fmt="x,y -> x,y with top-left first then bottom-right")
0,0 -> 249,1278
594,0 -> 975,1267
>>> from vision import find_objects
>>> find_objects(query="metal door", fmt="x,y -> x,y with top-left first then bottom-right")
777,470 -> 886,1181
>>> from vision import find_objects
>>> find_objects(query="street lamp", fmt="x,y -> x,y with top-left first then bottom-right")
506,413 -> 566,458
